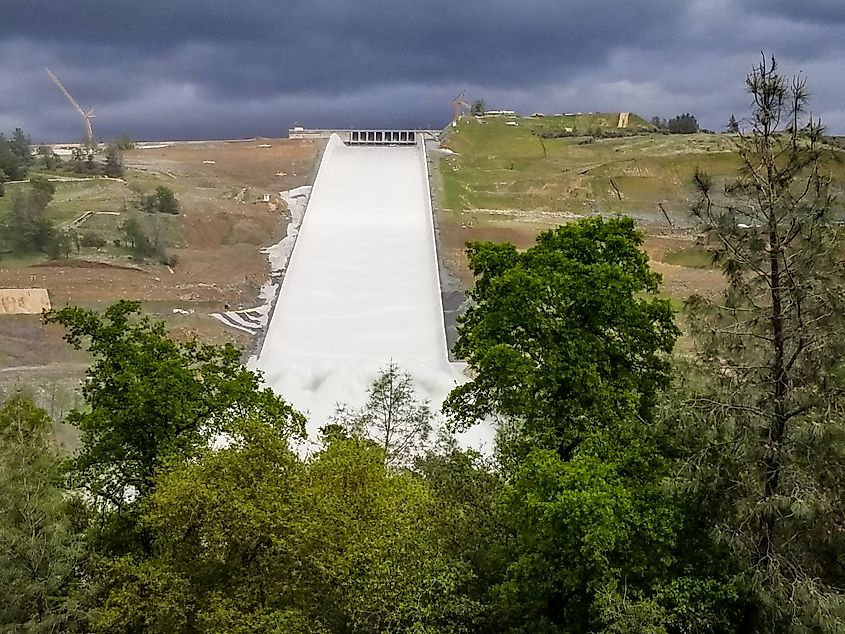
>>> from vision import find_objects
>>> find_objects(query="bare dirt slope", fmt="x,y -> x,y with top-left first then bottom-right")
0,138 -> 321,389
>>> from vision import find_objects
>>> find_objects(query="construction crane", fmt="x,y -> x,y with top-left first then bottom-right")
46,67 -> 96,149
452,91 -> 471,124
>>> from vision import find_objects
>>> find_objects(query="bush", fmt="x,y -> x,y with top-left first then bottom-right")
159,253 -> 178,268
139,186 -> 179,215
104,144 -> 124,178
80,232 -> 107,248
47,230 -> 73,259
113,136 -> 136,150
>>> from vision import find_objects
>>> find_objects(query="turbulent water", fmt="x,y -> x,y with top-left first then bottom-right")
252,135 -> 490,449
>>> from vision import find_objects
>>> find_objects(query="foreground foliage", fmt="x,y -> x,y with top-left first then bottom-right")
93,429 -> 479,633
0,55 -> 843,634
684,55 -> 845,632
445,217 -> 743,633
0,396 -> 85,633
44,300 -> 305,555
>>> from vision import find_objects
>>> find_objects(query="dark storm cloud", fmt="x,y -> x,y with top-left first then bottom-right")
747,0 -> 845,24
2,0 -> 843,141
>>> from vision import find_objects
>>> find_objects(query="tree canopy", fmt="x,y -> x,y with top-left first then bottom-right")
683,54 -> 845,633
0,396 -> 85,633
446,216 -> 678,459
667,113 -> 699,134
44,300 -> 305,554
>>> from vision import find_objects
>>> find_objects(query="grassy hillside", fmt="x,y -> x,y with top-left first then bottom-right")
440,115 -> 845,226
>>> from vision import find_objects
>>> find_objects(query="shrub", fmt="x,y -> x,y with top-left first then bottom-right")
80,232 -> 107,248
139,186 -> 179,215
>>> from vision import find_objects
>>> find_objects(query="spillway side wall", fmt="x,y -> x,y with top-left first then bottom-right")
417,136 -> 451,366
257,133 -> 345,360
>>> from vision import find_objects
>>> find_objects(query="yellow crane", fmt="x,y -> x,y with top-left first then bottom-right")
46,67 -> 96,148
452,90 -> 471,124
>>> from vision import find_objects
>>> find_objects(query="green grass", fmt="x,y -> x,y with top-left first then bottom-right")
0,252 -> 48,268
0,171 -> 184,268
49,180 -> 131,223
659,291 -> 686,312
438,116 -> 845,226
662,245 -> 717,269
1,178 -> 130,223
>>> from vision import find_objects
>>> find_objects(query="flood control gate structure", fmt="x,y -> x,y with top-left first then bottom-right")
348,130 -> 417,145
288,128 -> 438,143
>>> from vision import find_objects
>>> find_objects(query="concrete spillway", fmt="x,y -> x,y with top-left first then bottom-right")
254,134 -> 470,439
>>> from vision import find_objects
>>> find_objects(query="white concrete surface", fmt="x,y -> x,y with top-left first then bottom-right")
253,135 -> 485,446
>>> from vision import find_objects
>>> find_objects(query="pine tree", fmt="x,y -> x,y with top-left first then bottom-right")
331,362 -> 433,468
0,396 -> 86,632
684,54 -> 845,632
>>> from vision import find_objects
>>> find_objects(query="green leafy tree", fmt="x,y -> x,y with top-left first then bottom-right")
443,218 -> 739,632
304,435 -> 482,633
48,229 -> 74,260
90,419 -> 314,634
10,127 -> 33,165
332,361 -> 433,468
91,421 -> 479,633
0,396 -> 87,633
683,54 -> 845,633
414,442 -> 504,620
2,189 -> 56,254
112,136 -> 136,151
44,301 -> 305,554
29,175 -> 56,205
446,216 -> 678,463
103,143 -> 124,178
119,216 -> 155,260
0,133 -> 27,181
36,145 -> 61,171
140,186 -> 179,215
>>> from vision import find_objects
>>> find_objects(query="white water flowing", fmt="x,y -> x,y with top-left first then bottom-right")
252,135 -> 490,449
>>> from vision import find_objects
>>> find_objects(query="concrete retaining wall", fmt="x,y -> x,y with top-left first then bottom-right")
0,289 -> 51,315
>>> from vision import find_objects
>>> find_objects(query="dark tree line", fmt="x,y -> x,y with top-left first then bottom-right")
651,113 -> 701,134
0,128 -> 33,195
0,128 -> 127,192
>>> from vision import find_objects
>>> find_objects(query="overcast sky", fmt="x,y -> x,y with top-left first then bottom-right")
2,0 -> 843,142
